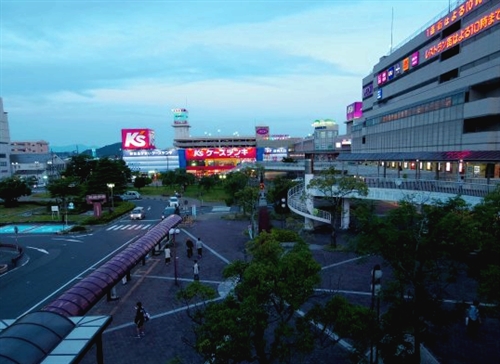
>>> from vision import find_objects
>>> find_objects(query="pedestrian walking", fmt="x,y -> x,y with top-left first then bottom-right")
164,245 -> 171,265
196,237 -> 203,258
186,238 -> 194,258
193,260 -> 200,281
134,301 -> 149,338
466,300 -> 482,337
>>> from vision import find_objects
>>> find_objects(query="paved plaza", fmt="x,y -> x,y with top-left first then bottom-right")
73,210 -> 499,364
1,204 -> 498,363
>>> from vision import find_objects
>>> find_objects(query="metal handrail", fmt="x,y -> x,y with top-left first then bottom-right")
361,177 -> 499,198
287,183 -> 331,224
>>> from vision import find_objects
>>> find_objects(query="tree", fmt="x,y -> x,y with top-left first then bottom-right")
0,177 -> 31,207
62,155 -> 130,196
179,230 -> 373,364
133,176 -> 150,190
265,175 -> 294,209
162,168 -> 195,191
471,186 -> 500,306
235,185 -> 261,235
84,157 -> 130,195
223,172 -> 250,204
199,175 -> 218,192
307,167 -> 368,247
63,155 -> 97,184
353,196 -> 478,363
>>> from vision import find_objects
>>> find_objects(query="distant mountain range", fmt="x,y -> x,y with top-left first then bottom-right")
51,143 -> 123,158
50,144 -> 99,153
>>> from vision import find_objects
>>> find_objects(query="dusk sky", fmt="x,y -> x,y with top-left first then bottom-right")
1,0 -> 454,148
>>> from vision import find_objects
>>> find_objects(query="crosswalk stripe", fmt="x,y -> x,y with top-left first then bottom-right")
106,224 -> 152,231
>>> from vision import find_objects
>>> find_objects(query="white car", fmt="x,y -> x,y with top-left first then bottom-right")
130,207 -> 146,220
121,191 -> 141,200
169,196 -> 179,207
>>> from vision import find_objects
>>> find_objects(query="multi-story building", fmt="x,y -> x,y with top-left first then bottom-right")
10,153 -> 66,183
11,140 -> 49,154
0,98 -> 12,179
350,0 -> 500,180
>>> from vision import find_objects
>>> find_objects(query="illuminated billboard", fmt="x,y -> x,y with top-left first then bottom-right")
121,129 -> 155,150
362,82 -> 374,98
346,102 -> 362,121
424,5 -> 500,60
172,108 -> 189,125
255,126 -> 269,138
425,0 -> 486,37
186,147 -> 256,160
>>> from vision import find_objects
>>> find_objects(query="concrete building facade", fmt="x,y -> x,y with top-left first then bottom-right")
351,0 -> 500,179
11,140 -> 50,154
0,98 -> 12,179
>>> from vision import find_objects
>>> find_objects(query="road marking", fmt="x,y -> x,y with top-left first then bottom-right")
106,224 -> 151,231
26,246 -> 49,254
52,238 -> 83,243
18,235 -> 141,319
211,206 -> 231,212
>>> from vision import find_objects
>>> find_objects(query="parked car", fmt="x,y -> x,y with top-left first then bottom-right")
169,196 -> 179,207
130,207 -> 146,220
121,191 -> 141,200
162,206 -> 177,219
113,195 -> 124,202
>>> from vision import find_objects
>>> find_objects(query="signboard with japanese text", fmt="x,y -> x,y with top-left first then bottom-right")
424,5 -> 500,60
122,149 -> 178,157
425,0 -> 487,37
186,147 -> 256,160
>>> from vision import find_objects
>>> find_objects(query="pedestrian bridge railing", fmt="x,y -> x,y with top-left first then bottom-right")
361,177 -> 499,198
287,177 -> 497,225
287,183 -> 331,224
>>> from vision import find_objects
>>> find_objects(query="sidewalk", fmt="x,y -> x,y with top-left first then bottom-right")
69,211 -> 499,364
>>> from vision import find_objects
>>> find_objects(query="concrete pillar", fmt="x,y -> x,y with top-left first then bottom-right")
340,199 -> 350,230
304,160 -> 315,231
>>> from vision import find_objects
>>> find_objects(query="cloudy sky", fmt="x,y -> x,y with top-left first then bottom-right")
1,0 -> 453,148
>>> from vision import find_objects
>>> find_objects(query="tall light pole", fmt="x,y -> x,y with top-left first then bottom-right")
281,198 -> 286,228
169,228 -> 180,286
370,264 -> 383,364
107,183 -> 115,210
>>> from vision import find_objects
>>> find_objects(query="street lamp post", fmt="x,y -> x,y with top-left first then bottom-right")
281,198 -> 286,228
107,183 -> 115,210
370,264 -> 383,364
169,228 -> 181,285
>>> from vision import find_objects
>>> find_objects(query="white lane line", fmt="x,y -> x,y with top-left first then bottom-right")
18,235 -> 142,319
182,230 -> 230,264
321,256 -> 367,270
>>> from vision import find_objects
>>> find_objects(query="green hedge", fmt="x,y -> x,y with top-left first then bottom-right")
81,202 -> 135,225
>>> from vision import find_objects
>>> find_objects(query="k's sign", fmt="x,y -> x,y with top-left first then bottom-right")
121,129 -> 155,150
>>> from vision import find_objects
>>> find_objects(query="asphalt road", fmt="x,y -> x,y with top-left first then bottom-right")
0,198 -> 168,319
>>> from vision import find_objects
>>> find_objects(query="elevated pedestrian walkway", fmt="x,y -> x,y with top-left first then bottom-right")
288,177 -> 489,226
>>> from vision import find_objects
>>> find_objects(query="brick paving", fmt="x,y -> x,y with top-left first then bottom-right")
3,201 -> 496,364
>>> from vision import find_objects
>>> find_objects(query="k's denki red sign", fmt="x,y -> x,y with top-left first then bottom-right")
186,147 -> 256,160
121,129 -> 155,150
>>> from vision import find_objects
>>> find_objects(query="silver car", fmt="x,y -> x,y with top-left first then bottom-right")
130,207 -> 145,220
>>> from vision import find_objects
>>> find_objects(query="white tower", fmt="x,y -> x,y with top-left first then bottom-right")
172,108 -> 191,140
